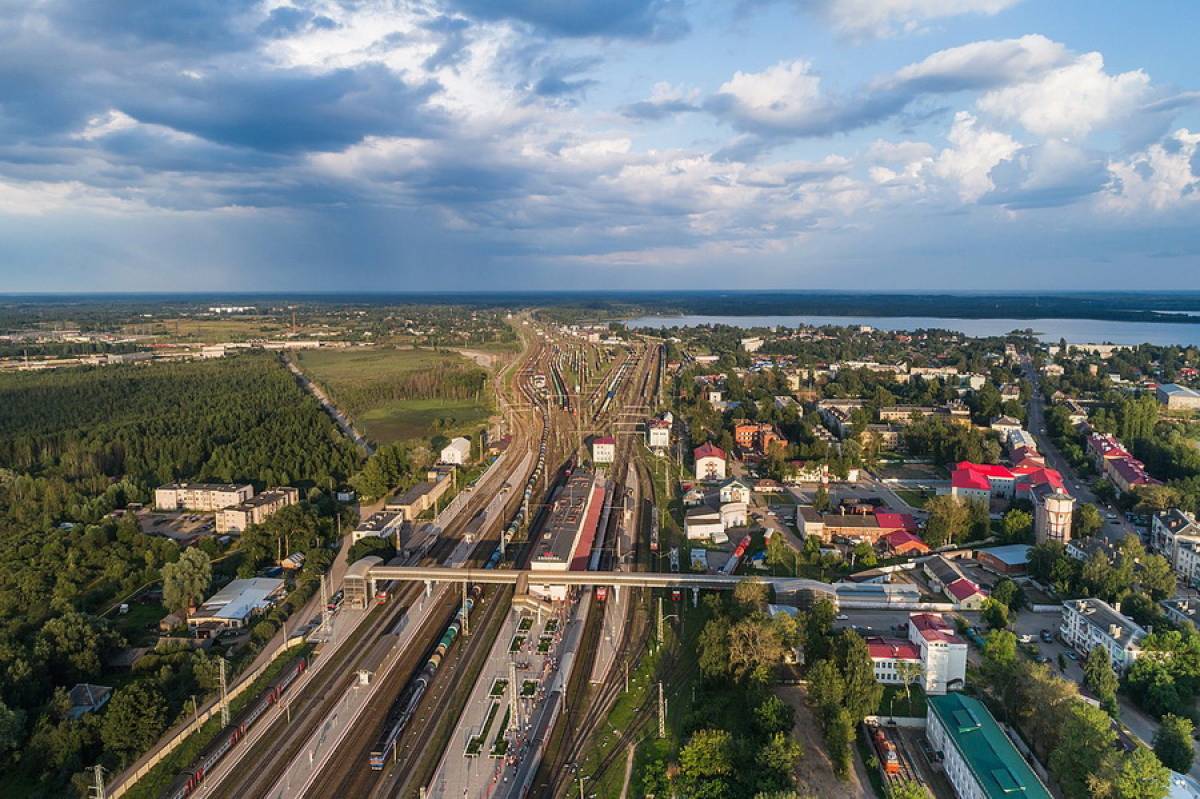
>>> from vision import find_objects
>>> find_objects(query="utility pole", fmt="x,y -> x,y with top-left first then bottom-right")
658,682 -> 666,738
89,765 -> 105,799
320,573 -> 331,639
462,581 -> 470,637
219,658 -> 230,726
509,659 -> 519,731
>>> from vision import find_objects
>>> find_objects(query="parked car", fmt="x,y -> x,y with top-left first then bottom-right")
1040,630 -> 1053,643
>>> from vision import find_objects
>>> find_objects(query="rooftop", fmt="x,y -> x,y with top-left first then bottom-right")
159,481 -> 252,492
193,578 -> 283,622
867,637 -> 921,661
694,442 -> 726,461
910,612 -> 963,644
977,544 -> 1032,566
1065,598 -> 1147,647
928,693 -> 1052,799
534,470 -> 602,567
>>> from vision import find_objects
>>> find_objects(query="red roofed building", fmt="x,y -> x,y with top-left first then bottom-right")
867,612 -> 968,694
946,578 -> 987,609
874,511 -> 920,535
693,443 -> 727,481
867,637 -> 923,685
878,530 -> 929,556
908,612 -> 968,693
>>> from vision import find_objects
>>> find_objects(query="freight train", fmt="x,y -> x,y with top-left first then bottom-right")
167,656 -> 309,799
367,548 -> 500,769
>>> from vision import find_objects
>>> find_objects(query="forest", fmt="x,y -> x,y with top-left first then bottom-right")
0,354 -> 362,796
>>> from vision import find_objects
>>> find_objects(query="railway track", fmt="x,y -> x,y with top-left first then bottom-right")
529,340 -> 662,795
298,327 -> 571,799
197,335 -> 549,799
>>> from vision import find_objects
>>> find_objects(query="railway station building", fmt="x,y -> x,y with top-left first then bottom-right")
529,470 -> 606,600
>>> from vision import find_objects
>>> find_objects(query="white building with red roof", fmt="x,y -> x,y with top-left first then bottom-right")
693,442 -> 727,481
908,613 -> 968,694
591,435 -> 616,464
867,612 -> 967,695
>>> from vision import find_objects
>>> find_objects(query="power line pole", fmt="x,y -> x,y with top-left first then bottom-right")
89,765 -> 105,799
462,581 -> 470,637
658,682 -> 666,739
509,659 -> 519,731
219,658 -> 230,727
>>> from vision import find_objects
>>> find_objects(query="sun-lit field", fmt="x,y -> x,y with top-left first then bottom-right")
297,347 -> 494,445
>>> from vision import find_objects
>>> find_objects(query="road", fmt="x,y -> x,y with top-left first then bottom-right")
284,353 -> 375,456
1020,356 -> 1139,544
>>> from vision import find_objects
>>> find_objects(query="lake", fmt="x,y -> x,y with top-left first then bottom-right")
624,314 -> 1200,347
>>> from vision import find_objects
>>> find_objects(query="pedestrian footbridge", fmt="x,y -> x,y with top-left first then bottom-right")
344,560 -> 928,610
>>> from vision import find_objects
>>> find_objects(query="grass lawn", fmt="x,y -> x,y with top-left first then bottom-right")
358,398 -> 492,444
112,601 -> 168,647
878,683 -> 928,719
894,489 -> 930,509
296,347 -> 494,445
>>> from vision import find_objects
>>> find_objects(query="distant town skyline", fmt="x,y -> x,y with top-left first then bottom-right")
1,1 -> 1198,290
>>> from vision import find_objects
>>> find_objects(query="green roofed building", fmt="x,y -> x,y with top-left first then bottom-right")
927,693 -> 1051,799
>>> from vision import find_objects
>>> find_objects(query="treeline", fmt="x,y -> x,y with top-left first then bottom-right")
332,363 -> 488,417
0,355 -> 362,795
0,354 -> 361,488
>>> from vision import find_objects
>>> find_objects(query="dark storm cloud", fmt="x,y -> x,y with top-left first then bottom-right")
122,65 -> 440,153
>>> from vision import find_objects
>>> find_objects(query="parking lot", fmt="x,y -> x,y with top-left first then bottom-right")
135,509 -> 215,542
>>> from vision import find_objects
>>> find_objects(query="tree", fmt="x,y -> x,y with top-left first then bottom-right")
966,498 -> 991,540
804,599 -> 836,663
838,631 -> 883,721
991,577 -> 1025,611
679,728 -> 734,779
1001,508 -> 1033,543
162,547 -> 212,616
1100,745 -> 1170,799
1049,702 -> 1118,799
813,485 -> 831,512
755,694 -> 796,736
0,700 -> 24,757
1083,646 -> 1120,715
982,598 -> 1010,630
888,781 -> 928,799
982,629 -> 1017,669
805,659 -> 845,723
1073,503 -> 1104,538
895,661 -> 924,711
698,615 -> 732,679
923,495 -> 970,548
100,681 -> 168,763
851,540 -> 877,568
756,731 -> 804,786
1154,714 -> 1195,773
1139,554 -> 1176,600
734,577 -> 770,608
826,707 -> 855,779
729,614 -> 788,683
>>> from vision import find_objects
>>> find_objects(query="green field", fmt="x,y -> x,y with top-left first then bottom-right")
297,347 -> 493,445
358,398 -> 493,444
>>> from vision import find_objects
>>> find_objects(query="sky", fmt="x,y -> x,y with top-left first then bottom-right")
1,1 -> 1199,292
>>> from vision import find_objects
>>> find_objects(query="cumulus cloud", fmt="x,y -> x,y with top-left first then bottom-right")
704,36 -> 1071,146
977,51 -> 1150,138
1105,129 -> 1200,211
792,0 -> 1021,39
932,111 -> 1020,201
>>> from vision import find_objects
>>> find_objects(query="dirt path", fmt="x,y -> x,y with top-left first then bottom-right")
775,685 -> 872,799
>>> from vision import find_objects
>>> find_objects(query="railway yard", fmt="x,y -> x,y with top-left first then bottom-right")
160,322 -> 669,799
